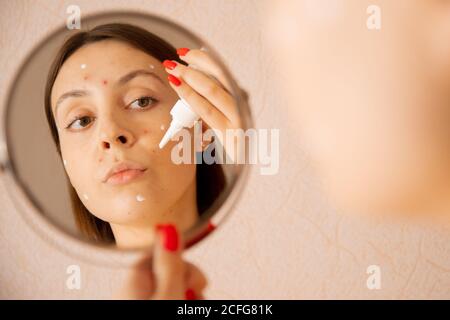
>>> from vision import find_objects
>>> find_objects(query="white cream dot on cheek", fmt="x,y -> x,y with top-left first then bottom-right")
63,159 -> 67,166
83,193 -> 89,200
160,124 -> 165,131
136,194 -> 145,202
80,64 -> 87,69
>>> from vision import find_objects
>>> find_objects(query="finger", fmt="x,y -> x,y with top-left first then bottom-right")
164,60 -> 240,125
176,47 -> 233,93
166,73 -> 231,132
185,262 -> 208,296
152,224 -> 186,300
198,122 -> 213,152
196,292 -> 206,300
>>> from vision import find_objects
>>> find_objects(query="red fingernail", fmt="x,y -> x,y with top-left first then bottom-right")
185,288 -> 196,300
163,60 -> 177,70
156,224 -> 179,251
167,74 -> 182,86
177,47 -> 190,56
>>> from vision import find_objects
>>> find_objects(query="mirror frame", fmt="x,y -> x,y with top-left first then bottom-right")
0,9 -> 252,268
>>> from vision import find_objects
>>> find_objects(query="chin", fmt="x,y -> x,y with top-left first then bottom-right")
107,205 -> 162,226
94,192 -> 164,225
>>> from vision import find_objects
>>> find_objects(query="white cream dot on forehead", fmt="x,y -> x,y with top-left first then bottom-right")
80,64 -> 87,69
149,64 -> 155,69
136,194 -> 145,202
83,193 -> 89,200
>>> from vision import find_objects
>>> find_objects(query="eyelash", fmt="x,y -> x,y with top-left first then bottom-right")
64,96 -> 158,130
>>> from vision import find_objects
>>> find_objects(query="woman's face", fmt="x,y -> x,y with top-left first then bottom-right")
267,0 -> 450,216
51,40 -> 197,230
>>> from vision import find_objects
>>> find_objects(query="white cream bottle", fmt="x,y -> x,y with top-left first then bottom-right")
158,99 -> 199,149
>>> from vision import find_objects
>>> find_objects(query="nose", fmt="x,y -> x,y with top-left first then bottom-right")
99,116 -> 136,150
102,134 -> 132,149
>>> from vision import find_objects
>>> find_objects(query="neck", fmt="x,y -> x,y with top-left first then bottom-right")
109,181 -> 198,249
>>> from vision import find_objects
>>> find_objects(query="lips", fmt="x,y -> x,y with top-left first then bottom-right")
102,161 -> 147,185
106,169 -> 147,185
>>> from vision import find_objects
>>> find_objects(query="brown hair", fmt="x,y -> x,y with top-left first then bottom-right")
44,23 -> 225,244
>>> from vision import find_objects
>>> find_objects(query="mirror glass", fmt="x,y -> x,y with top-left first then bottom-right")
2,11 -> 251,255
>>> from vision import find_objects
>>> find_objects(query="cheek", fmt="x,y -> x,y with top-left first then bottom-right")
140,127 -> 160,153
62,157 -> 88,190
60,142 -> 94,191
139,112 -> 173,152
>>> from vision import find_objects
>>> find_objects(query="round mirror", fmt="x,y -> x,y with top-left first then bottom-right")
0,10 -> 251,266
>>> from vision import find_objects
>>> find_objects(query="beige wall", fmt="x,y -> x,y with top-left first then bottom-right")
1,0 -> 450,299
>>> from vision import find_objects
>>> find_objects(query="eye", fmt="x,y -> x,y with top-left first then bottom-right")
66,116 -> 93,130
128,96 -> 157,110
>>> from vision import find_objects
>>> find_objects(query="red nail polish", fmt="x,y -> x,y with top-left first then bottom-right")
177,47 -> 190,56
163,60 -> 177,70
185,220 -> 216,248
168,74 -> 182,86
156,224 -> 179,251
185,288 -> 196,300
207,221 -> 216,233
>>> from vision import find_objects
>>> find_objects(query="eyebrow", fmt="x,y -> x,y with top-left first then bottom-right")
54,69 -> 165,117
54,90 -> 89,117
118,69 -> 165,86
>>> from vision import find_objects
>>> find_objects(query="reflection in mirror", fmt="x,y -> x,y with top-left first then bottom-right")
4,12 -> 250,252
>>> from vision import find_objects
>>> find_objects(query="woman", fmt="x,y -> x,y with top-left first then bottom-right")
266,0 -> 450,222
45,23 -> 240,298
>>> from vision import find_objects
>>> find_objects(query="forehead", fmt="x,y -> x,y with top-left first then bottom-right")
51,39 -> 162,104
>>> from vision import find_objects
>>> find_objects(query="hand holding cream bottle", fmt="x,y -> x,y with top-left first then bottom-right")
158,99 -> 199,149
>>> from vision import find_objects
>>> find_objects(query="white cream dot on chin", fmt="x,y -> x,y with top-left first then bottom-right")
83,193 -> 89,200
136,194 -> 145,202
80,63 -> 87,69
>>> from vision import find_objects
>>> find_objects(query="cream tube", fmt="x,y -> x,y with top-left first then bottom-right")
159,99 -> 199,149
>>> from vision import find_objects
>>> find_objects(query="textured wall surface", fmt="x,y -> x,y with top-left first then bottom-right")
1,0 -> 450,299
